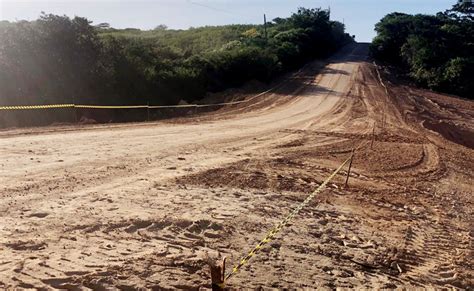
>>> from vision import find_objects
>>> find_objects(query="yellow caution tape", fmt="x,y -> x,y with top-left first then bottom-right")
148,104 -> 200,109
0,104 -> 75,110
74,105 -> 148,109
0,104 -> 148,110
221,153 -> 355,286
149,88 -> 273,109
0,64 -> 318,112
0,88 -> 275,111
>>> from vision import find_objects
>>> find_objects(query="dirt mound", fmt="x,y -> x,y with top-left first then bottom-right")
424,120 -> 474,149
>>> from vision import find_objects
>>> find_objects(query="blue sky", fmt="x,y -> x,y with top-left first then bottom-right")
0,0 -> 456,42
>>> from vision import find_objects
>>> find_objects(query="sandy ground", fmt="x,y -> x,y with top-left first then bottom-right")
0,43 -> 473,290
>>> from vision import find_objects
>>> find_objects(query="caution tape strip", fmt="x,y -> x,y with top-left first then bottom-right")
220,153 -> 355,287
0,59 -> 318,111
0,89 -> 275,111
0,104 -> 75,110
74,105 -> 148,109
0,62 -> 321,111
0,104 -> 149,110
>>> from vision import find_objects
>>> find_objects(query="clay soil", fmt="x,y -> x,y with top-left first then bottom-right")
0,43 -> 473,289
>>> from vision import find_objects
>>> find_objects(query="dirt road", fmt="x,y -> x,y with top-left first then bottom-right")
1,43 -> 472,289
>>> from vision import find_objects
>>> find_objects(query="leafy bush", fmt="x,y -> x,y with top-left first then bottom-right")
370,2 -> 474,98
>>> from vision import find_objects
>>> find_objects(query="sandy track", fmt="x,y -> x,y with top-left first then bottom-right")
0,43 -> 473,289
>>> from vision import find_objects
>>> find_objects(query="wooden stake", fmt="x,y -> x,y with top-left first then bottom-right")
147,102 -> 150,122
74,106 -> 78,124
209,257 -> 226,291
345,149 -> 355,188
370,123 -> 375,149
72,96 -> 78,124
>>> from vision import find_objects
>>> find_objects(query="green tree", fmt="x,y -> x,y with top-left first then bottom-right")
370,1 -> 474,98
0,6 -> 354,127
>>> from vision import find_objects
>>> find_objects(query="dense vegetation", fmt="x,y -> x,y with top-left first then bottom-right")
370,1 -> 474,98
0,8 -> 353,109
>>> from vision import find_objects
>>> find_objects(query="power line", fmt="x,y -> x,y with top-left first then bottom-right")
185,0 -> 256,22
186,0 -> 235,15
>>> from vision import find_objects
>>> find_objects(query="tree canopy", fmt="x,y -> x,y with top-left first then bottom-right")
370,1 -> 474,98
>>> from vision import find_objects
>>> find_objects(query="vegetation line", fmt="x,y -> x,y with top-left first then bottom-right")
370,1 -> 473,99
0,7 -> 354,127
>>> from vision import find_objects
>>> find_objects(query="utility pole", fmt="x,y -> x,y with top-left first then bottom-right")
263,14 -> 268,41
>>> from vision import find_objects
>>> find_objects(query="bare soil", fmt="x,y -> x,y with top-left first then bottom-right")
0,43 -> 472,290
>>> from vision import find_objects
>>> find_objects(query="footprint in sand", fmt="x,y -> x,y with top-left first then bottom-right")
28,212 -> 49,218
